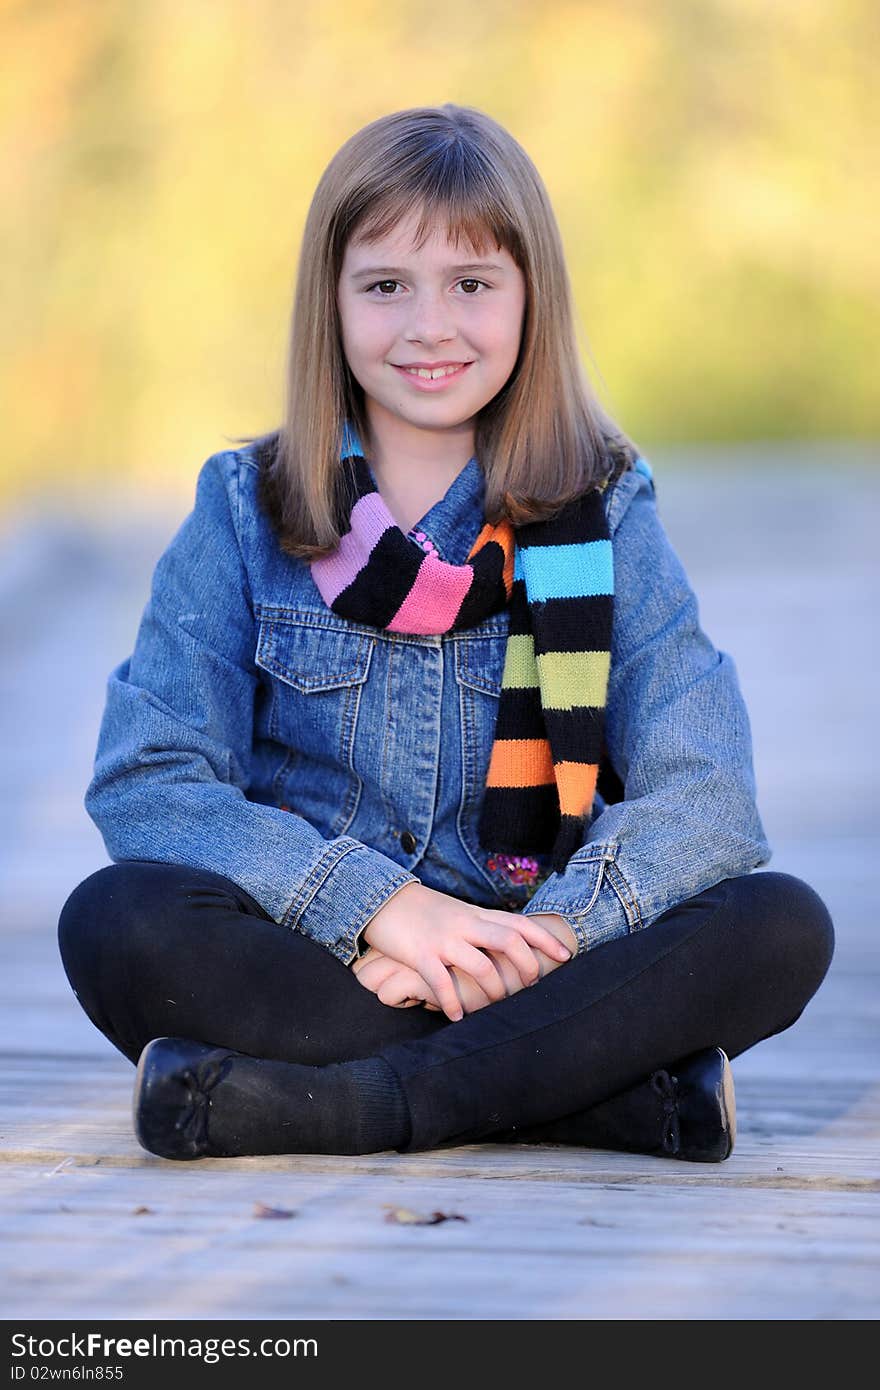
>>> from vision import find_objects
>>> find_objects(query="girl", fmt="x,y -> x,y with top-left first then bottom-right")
58,104 -> 833,1163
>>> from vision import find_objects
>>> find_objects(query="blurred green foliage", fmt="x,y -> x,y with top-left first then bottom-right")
1,0 -> 877,506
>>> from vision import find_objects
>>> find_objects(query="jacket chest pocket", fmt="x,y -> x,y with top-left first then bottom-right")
255,615 -> 374,768
453,633 -> 505,881
454,633 -> 505,792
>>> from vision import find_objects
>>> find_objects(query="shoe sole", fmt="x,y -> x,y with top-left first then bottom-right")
719,1048 -> 736,1156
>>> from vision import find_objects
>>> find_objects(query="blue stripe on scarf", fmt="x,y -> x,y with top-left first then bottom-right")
515,539 -> 613,599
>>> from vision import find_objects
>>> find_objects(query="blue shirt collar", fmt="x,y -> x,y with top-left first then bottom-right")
340,419 -> 486,564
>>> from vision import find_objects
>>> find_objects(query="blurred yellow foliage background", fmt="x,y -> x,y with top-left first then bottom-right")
2,0 -> 877,508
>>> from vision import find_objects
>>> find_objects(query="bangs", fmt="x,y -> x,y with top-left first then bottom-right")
345,158 -> 525,268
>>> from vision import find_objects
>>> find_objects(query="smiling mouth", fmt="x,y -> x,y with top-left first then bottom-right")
391,362 -> 474,382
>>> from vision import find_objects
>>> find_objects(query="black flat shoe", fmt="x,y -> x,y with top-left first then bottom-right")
133,1036 -> 235,1160
650,1045 -> 736,1162
492,1045 -> 736,1163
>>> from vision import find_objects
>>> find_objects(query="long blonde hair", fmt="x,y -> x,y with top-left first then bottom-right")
234,103 -> 639,559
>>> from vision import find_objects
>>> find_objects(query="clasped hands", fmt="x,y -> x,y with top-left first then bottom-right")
349,880 -> 577,1022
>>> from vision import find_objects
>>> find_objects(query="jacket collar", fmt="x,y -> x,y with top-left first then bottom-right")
340,420 -> 486,565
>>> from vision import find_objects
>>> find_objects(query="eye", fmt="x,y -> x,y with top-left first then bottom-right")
363,277 -> 490,297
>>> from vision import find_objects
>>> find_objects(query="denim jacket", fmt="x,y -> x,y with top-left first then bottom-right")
85,431 -> 772,966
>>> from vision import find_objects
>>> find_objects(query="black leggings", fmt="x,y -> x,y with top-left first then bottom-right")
57,861 -> 834,1152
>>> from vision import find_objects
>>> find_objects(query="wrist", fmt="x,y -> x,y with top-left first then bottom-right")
361,880 -> 424,957
360,916 -> 390,955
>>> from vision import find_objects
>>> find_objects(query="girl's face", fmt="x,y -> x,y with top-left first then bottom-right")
337,207 -> 526,449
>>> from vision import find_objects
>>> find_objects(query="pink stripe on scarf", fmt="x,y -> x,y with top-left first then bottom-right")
389,551 -> 473,633
310,493 -> 391,605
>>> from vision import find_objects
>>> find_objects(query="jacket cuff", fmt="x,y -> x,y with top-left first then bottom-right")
281,839 -> 419,965
521,847 -> 635,954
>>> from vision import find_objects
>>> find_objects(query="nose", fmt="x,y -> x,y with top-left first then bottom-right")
403,288 -> 457,345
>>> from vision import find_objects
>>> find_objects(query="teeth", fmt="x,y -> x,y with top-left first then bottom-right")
405,365 -> 464,379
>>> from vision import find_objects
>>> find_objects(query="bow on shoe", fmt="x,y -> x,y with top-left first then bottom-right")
650,1068 -> 681,1156
174,1056 -> 231,1152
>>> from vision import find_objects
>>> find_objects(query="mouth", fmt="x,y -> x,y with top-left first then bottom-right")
390,361 -> 474,391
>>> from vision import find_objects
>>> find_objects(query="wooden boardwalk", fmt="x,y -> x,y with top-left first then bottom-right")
1,447 -> 878,1320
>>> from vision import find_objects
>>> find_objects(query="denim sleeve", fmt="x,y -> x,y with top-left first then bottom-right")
522,466 -> 772,954
84,450 -> 419,965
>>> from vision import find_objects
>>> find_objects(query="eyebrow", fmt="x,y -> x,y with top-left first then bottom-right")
349,262 -> 505,280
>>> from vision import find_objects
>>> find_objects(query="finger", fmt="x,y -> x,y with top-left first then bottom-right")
376,971 -> 419,1008
458,925 -> 543,987
514,916 -> 575,961
501,917 -> 573,962
377,980 -> 420,1008
478,909 -> 574,959
449,965 -> 493,1012
353,955 -> 402,991
350,946 -> 379,972
419,981 -> 442,1009
473,919 -> 571,977
420,962 -> 465,1022
376,965 -> 438,1011
483,948 -> 525,997
394,964 -> 442,1011
445,944 -> 509,1002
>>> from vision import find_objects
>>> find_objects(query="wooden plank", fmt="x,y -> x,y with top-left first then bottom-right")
0,1162 -> 877,1320
2,1052 -> 878,1185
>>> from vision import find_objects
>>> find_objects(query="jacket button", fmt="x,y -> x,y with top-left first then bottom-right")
400,830 -> 417,854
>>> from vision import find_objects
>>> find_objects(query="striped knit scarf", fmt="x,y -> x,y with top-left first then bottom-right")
310,451 -> 614,875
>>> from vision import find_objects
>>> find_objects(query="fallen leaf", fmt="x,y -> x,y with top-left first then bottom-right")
252,1201 -> 296,1220
383,1205 -> 468,1226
